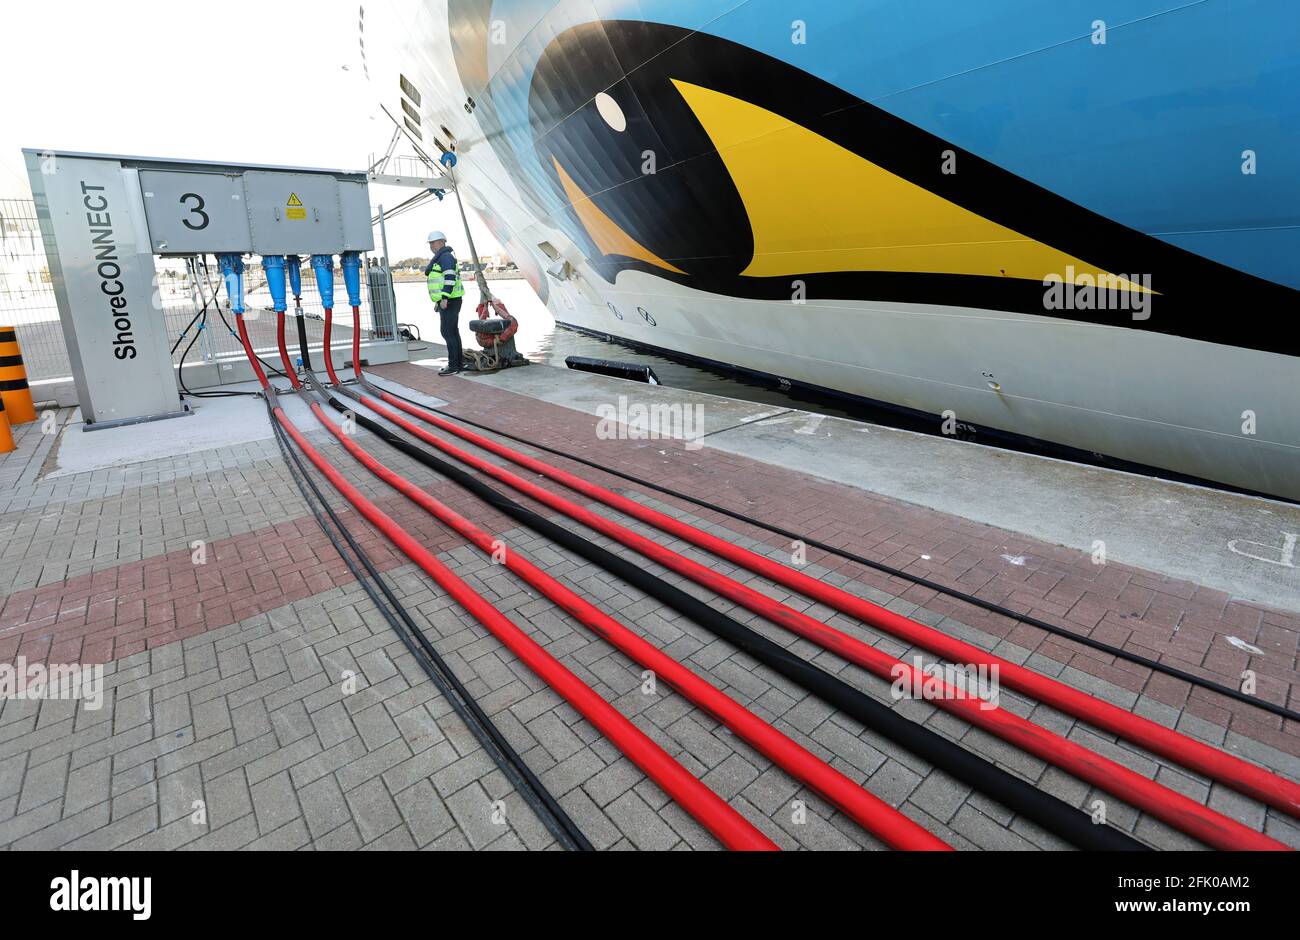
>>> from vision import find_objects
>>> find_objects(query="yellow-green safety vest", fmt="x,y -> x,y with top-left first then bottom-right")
428,257 -> 465,302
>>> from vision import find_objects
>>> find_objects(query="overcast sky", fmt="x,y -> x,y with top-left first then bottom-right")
0,0 -> 500,260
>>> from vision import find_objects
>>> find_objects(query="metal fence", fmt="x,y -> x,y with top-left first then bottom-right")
0,197 -> 401,386
0,198 -> 66,381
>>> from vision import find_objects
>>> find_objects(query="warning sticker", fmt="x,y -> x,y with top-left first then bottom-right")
286,193 -> 306,221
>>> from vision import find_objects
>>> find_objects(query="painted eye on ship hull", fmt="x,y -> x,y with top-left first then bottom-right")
528,22 -> 753,284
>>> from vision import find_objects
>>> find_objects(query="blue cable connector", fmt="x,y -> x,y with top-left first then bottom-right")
217,254 -> 245,315
287,255 -> 303,302
262,255 -> 288,313
340,251 -> 363,309
310,254 -> 335,309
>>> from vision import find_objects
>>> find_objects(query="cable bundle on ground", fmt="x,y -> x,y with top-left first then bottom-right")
324,371 -> 1146,850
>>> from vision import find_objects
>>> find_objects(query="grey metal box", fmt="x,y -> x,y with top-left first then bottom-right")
338,180 -> 374,253
243,171 -> 374,255
139,169 -> 252,254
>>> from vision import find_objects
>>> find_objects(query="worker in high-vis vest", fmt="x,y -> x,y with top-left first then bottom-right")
425,231 -> 466,375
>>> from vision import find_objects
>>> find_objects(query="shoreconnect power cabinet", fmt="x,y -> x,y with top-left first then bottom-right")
24,149 -> 375,428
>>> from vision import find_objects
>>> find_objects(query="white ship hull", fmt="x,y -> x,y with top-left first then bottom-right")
553,271 -> 1298,498
360,0 -> 1300,500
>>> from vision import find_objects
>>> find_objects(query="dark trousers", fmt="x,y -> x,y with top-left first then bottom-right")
438,297 -> 464,370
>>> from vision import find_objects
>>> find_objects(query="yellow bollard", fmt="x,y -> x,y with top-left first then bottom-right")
0,394 -> 14,454
0,326 -> 37,424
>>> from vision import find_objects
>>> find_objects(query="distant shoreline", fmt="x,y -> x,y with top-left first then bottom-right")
391,270 -> 526,284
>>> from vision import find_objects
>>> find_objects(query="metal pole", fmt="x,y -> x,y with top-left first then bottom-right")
186,257 -> 215,364
377,204 -> 398,337
443,163 -> 493,306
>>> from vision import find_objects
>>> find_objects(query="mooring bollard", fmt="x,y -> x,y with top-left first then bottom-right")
0,326 -> 37,425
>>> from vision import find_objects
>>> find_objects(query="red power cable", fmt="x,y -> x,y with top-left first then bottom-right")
338,326 -> 1293,850
241,313 -> 777,851
355,382 -> 1290,851
301,374 -> 949,850
276,307 -> 298,388
364,372 -> 1300,825
351,305 -> 361,380
322,307 -> 342,387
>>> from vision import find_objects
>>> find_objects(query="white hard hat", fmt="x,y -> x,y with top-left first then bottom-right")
427,230 -> 446,242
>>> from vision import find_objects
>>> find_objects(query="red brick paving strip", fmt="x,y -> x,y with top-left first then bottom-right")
0,484 -> 508,669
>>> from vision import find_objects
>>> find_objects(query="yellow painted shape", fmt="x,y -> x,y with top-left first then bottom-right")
553,158 -> 686,275
672,79 -> 1149,292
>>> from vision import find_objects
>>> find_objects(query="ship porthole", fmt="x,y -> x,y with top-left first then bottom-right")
637,307 -> 656,326
608,302 -> 624,321
595,92 -> 627,133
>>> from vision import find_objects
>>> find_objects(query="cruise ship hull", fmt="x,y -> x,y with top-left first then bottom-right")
360,0 -> 1300,500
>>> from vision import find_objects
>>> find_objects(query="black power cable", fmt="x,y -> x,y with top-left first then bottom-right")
368,382 -> 1299,726
177,256 -> 294,399
293,305 -> 313,372
265,386 -> 590,851
170,305 -> 206,356
325,379 -> 1147,852
173,258 -> 245,400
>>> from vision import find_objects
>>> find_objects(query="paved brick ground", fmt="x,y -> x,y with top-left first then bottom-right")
0,364 -> 1297,851
390,365 -> 1300,755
